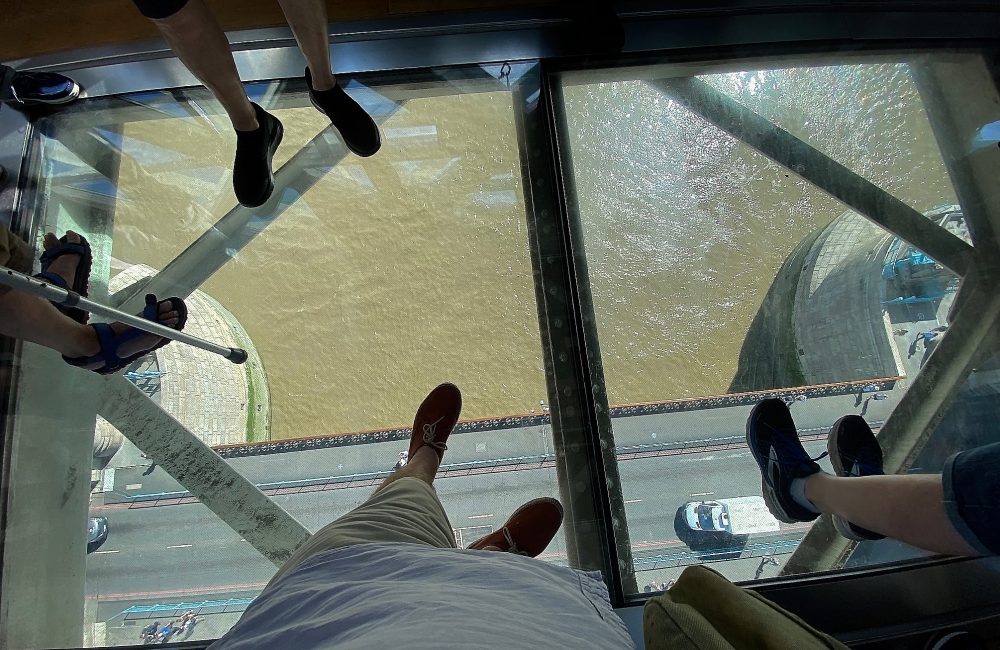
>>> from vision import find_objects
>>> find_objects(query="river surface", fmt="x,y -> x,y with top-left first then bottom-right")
109,60 -> 958,438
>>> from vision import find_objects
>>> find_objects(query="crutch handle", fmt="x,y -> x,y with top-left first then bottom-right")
226,348 -> 249,364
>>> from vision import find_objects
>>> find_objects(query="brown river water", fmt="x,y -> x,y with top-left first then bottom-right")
109,61 -> 957,438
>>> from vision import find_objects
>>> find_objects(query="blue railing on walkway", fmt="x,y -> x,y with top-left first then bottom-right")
116,597 -> 254,622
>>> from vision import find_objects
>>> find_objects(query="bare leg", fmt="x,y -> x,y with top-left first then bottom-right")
0,231 -> 182,366
0,290 -> 96,357
147,0 -> 257,130
374,446 -> 440,493
805,473 -> 980,557
277,0 -> 336,90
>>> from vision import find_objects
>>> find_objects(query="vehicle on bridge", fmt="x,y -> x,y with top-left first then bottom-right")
676,497 -> 780,551
87,516 -> 109,554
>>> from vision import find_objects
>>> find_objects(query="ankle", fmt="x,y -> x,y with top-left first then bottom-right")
231,102 -> 260,132
310,68 -> 336,92
791,473 -> 823,514
63,324 -> 99,358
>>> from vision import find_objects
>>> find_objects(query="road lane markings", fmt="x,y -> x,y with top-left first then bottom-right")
467,514 -> 494,519
624,499 -> 642,504
689,491 -> 714,497
167,544 -> 193,549
93,550 -> 120,554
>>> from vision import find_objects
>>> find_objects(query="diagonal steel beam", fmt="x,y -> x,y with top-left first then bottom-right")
100,378 -> 310,566
649,77 -> 974,277
112,97 -> 407,311
910,58 -> 1000,272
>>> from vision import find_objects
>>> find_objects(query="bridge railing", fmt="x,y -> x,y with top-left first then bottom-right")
210,377 -> 902,459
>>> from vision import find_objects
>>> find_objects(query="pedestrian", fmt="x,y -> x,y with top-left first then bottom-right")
139,621 -> 159,644
157,621 -> 176,643
208,384 -> 634,649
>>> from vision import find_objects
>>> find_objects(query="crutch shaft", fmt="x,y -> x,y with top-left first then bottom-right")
0,268 -> 247,364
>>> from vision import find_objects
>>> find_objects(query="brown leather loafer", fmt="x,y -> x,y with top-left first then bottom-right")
468,497 -> 564,557
407,383 -> 462,461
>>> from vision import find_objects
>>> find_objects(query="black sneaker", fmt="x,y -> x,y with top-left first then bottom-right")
9,71 -> 81,105
746,399 -> 825,523
828,415 -> 886,541
233,103 -> 283,208
306,68 -> 381,157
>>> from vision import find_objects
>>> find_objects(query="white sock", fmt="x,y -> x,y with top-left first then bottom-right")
790,474 -> 822,513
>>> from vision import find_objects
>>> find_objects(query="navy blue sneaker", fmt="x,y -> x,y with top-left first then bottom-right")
746,398 -> 825,523
9,71 -> 81,106
828,415 -> 886,541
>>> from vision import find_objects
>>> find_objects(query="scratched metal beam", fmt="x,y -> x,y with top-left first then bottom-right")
650,77 -> 974,277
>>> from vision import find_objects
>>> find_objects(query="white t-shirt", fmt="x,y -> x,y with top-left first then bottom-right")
210,542 -> 635,649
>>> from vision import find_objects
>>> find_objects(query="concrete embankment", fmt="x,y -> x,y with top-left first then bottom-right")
107,263 -> 270,446
729,227 -> 820,392
731,210 -> 900,391
793,211 -> 898,384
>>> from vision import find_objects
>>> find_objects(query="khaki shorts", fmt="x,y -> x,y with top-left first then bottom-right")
0,229 -> 32,297
267,477 -> 456,588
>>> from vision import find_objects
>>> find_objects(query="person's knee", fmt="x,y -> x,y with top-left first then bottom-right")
133,0 -> 190,20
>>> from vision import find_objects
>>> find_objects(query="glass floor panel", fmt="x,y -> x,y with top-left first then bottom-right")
9,64 -> 565,646
557,52 -> 1000,591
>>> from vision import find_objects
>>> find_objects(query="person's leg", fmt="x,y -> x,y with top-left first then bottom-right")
748,399 -> 983,557
276,0 -> 335,91
374,382 -> 462,492
133,0 -> 283,207
0,289 -> 98,357
140,0 -> 256,130
280,0 -> 382,158
804,473 -> 979,557
375,445 -> 439,492
263,384 -> 462,588
0,231 -> 183,369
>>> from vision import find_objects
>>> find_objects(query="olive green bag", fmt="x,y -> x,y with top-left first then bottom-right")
643,565 -> 848,650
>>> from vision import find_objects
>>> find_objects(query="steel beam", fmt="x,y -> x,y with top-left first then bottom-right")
649,77 -> 974,277
100,379 -> 310,566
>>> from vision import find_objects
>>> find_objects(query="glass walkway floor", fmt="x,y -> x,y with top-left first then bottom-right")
2,15 -> 999,648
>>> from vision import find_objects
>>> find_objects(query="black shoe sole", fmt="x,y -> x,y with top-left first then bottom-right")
238,116 -> 283,208
828,415 -> 883,477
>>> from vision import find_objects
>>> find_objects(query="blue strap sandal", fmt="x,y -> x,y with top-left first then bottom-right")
34,233 -> 92,324
63,294 -> 188,375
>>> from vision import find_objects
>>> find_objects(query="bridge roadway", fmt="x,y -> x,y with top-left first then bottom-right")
88,390 -> 894,622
